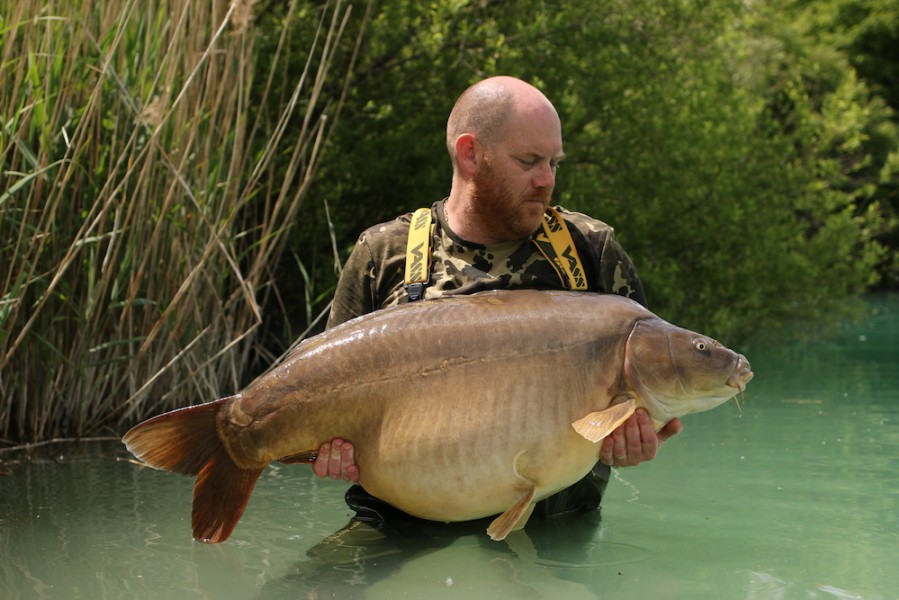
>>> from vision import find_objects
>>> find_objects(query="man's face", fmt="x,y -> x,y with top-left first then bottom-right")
470,107 -> 564,242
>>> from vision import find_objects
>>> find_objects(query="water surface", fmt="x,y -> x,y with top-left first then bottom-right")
2,295 -> 897,599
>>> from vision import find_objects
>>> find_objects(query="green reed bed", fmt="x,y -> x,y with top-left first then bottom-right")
0,0 -> 363,445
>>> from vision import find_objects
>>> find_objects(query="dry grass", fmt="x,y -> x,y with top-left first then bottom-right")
0,0 -> 366,445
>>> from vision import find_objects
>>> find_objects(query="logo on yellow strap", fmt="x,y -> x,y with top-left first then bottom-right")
404,208 -> 433,300
532,207 -> 587,291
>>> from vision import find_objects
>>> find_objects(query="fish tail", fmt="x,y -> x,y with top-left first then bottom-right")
122,397 -> 264,543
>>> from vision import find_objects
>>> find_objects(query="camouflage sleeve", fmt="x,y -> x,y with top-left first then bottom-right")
326,216 -> 411,329
558,208 -> 647,307
595,230 -> 647,307
326,235 -> 378,329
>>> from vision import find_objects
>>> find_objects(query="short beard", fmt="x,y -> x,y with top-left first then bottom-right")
471,155 -> 550,242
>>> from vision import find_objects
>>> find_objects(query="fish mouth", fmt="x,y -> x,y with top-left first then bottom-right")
726,355 -> 753,393
725,355 -> 753,415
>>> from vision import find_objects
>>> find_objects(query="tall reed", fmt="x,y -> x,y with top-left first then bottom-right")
0,0 -> 364,445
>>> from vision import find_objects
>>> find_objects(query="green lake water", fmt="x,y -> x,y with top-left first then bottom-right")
2,294 -> 897,599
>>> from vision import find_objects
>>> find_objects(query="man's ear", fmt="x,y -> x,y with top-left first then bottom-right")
454,133 -> 479,177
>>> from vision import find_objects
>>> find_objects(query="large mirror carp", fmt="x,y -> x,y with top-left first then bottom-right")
123,289 -> 752,543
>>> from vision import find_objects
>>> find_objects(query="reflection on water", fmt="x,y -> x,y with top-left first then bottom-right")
1,294 -> 897,599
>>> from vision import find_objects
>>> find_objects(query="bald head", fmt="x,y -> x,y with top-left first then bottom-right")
446,76 -> 559,167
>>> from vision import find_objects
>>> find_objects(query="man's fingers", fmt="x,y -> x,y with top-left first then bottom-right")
311,439 -> 358,481
624,412 -> 644,463
602,410 -> 659,467
329,438 -> 345,478
312,442 -> 331,478
599,410 -> 678,469
599,436 -> 615,466
611,424 -> 628,462
636,409 -> 658,462
340,440 -> 354,465
339,440 -> 355,480
658,417 -> 683,443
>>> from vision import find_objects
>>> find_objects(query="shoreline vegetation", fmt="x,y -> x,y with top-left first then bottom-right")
2,0 -> 896,447
1,0 -> 364,445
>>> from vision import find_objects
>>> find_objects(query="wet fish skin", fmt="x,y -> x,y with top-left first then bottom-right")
123,289 -> 752,543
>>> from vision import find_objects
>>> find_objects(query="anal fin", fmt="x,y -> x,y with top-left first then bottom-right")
571,398 -> 636,442
486,486 -> 537,541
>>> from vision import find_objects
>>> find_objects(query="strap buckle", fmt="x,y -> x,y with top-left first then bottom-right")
404,281 -> 427,302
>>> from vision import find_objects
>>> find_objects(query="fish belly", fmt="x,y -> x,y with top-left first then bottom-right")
348,353 -> 609,522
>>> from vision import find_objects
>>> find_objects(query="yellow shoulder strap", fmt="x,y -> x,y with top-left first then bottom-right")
404,208 -> 433,300
532,207 -> 588,291
404,206 -> 587,298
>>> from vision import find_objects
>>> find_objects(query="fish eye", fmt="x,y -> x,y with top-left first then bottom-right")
693,338 -> 711,353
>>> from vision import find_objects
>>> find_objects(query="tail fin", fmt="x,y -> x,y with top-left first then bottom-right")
122,398 -> 264,543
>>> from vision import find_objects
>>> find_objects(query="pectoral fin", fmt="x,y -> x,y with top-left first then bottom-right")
571,398 -> 636,442
486,486 -> 537,541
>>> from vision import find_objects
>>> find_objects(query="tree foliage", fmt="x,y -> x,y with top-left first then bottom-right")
296,0 -> 894,343
775,0 -> 899,285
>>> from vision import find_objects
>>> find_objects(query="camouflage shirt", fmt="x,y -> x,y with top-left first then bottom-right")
328,199 -> 646,328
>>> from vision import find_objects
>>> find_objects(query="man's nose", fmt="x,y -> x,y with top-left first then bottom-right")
532,162 -> 555,189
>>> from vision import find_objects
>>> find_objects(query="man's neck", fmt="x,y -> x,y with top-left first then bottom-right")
444,189 -> 500,246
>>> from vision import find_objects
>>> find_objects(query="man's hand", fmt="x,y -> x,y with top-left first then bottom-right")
312,438 -> 359,483
599,408 -> 682,467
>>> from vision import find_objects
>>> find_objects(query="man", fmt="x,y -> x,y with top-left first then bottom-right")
313,75 -> 681,524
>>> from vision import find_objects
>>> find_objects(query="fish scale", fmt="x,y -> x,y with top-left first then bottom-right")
123,289 -> 752,542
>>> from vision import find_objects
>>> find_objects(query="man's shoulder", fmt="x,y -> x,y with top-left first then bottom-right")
553,205 -> 615,236
361,212 -> 414,235
357,212 -> 414,250
357,201 -> 443,253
